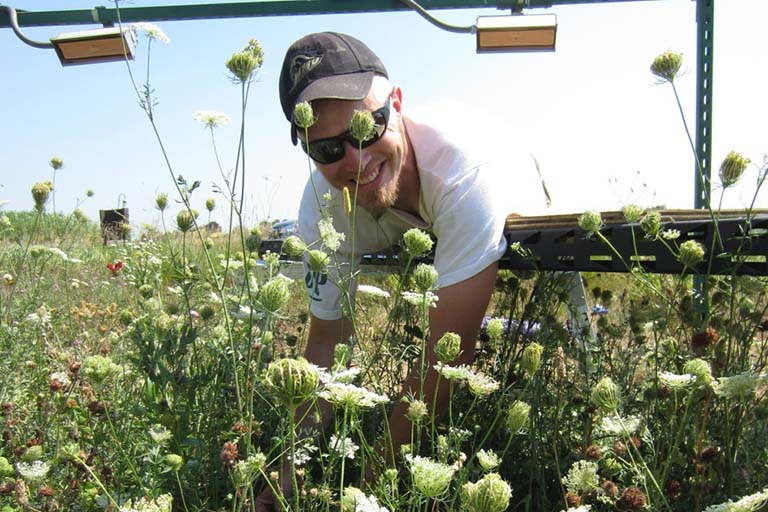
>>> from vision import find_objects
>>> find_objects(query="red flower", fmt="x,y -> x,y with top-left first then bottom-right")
106,261 -> 124,275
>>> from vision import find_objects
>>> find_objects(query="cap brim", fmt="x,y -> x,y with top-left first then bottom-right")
289,71 -> 376,145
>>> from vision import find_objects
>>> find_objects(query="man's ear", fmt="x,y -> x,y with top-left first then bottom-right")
391,84 -> 404,113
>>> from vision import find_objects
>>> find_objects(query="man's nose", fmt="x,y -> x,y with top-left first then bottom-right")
340,140 -> 369,170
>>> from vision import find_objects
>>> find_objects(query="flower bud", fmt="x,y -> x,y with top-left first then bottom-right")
293,101 -> 316,129
622,204 -> 644,223
521,342 -> 544,375
205,197 -> 216,212
165,454 -> 183,472
485,318 -> 505,341
265,357 -> 320,408
155,193 -> 168,211
403,228 -> 433,258
678,240 -> 705,268
413,263 -> 438,292
31,182 -> 52,212
307,249 -> 330,273
226,39 -> 263,83
281,235 -> 306,259
461,473 -> 512,512
718,150 -> 750,188
176,209 -> 198,233
349,109 -> 376,143
650,51 -> 683,82
476,449 -> 501,472
506,400 -> 530,434
591,376 -> 620,413
434,332 -> 461,363
334,343 -> 352,367
245,229 -> 262,253
406,399 -> 428,423
49,157 -> 64,170
683,358 -> 714,387
578,210 -> 602,234
640,211 -> 662,239
409,456 -> 455,499
259,278 -> 290,314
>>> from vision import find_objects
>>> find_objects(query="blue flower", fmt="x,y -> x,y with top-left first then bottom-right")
592,304 -> 609,315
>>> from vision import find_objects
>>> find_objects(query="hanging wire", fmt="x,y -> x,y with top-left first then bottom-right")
398,0 -> 476,34
0,6 -> 54,48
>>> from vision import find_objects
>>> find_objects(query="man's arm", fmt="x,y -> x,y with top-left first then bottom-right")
381,261 -> 499,465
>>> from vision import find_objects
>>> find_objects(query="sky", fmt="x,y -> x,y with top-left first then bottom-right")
1,0 -> 766,232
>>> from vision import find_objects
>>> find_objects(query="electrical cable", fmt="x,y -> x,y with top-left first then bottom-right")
398,0 -> 476,34
1,5 -> 54,49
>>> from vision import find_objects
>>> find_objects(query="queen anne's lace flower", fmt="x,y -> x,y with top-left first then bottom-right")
193,111 -> 230,128
598,414 -> 643,437
713,372 -> 763,402
434,363 -> 475,383
401,291 -> 439,308
468,373 -> 500,397
357,285 -> 390,299
409,456 -> 456,499
562,460 -> 600,495
329,435 -> 359,460
16,461 -> 50,482
702,487 -> 768,512
658,371 -> 696,390
318,217 -> 345,251
319,382 -> 389,409
132,22 -> 171,43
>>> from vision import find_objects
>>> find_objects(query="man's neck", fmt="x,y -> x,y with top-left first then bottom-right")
393,122 -> 421,216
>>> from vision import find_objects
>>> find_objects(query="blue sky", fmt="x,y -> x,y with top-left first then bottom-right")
1,0 -> 766,230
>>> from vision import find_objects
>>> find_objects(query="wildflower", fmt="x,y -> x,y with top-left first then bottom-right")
31,181 -> 52,212
132,22 -> 171,43
409,455 -> 456,499
319,382 -> 389,409
485,317 -> 505,341
585,444 -> 602,460
193,111 -> 230,129
718,150 -> 750,188
713,372 -> 762,402
476,449 -> 501,472
220,441 -> 238,468
176,209 -> 198,232
577,210 -> 602,234
148,425 -> 172,445
245,227 -> 262,253
50,371 -> 70,388
563,506 -> 592,512
468,373 -> 500,397
226,38 -> 264,83
598,414 -> 642,436
622,204 -> 644,223
341,486 -> 389,512
3,273 -> 14,286
333,343 -> 354,369
281,235 -> 306,258
293,101 -> 316,130
233,453 -> 266,486
318,217 -> 345,251
357,284 -> 390,299
461,472 -> 512,512
82,355 -> 121,384
679,240 -> 705,268
406,399 -> 428,423
402,228 -> 433,258
650,50 -> 683,82
562,460 -> 600,495
308,249 -> 330,273
521,342 -> 544,375
413,263 -> 438,292
106,261 -> 124,275
155,193 -> 168,211
401,290 -> 439,308
164,454 -> 183,472
591,376 -> 620,413
661,228 -> 681,240
259,277 -> 291,313
658,371 -> 696,390
640,211 -> 662,239
16,460 -> 50,483
615,487 -> 648,511
49,156 -> 64,170
683,358 -> 714,386
265,357 -> 319,407
119,493 -> 173,512
691,327 -> 720,352
507,400 -> 531,434
205,197 -> 216,212
350,109 -> 376,143
435,331 -> 461,363
329,435 -> 359,460
434,363 -> 474,383
702,486 -> 768,512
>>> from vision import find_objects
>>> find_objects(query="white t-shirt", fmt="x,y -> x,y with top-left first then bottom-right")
297,107 -> 539,320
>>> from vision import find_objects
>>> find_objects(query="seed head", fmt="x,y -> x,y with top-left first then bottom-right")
406,399 -> 428,423
683,358 -> 714,387
435,331 -> 461,363
49,157 -> 64,170
403,228 -> 433,258
622,204 -> 645,223
349,109 -> 376,143
220,441 -> 238,468
521,342 -> 544,375
31,182 -> 52,212
176,209 -> 198,233
678,240 -> 705,268
409,455 -> 456,499
591,376 -> 620,413
616,487 -> 648,511
461,472 -> 512,512
307,249 -> 330,273
640,210 -> 663,239
226,39 -> 263,83
413,263 -> 438,292
281,235 -> 306,258
155,193 -> 169,211
718,150 -> 750,188
265,357 -> 320,408
651,51 -> 683,82
578,210 -> 602,234
259,278 -> 290,313
485,317 -> 505,341
506,400 -> 531,434
293,101 -> 316,130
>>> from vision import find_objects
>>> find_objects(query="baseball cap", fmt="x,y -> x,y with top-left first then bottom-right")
279,32 -> 388,144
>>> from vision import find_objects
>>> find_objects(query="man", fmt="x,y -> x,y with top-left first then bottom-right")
257,31 -> 529,510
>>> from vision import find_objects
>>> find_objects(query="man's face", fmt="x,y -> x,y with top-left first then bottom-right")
299,87 -> 405,214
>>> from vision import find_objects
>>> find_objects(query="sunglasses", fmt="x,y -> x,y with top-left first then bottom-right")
298,97 -> 391,165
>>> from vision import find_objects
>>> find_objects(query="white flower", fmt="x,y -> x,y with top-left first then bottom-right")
401,291 -> 439,308
329,435 -> 359,460
192,110 -> 230,128
357,284 -> 390,299
320,367 -> 360,384
561,460 -> 600,495
50,371 -> 70,387
16,460 -> 50,482
289,442 -> 318,467
318,217 -> 345,252
319,382 -> 389,409
119,493 -> 173,512
476,449 -> 501,471
409,455 -> 456,499
131,23 -> 171,43
48,247 -> 82,263
434,363 -> 475,383
661,229 -> 681,240
563,506 -> 592,512
702,487 -> 768,512
467,372 -> 500,397
598,414 -> 642,437
658,371 -> 696,390
713,372 -> 763,402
